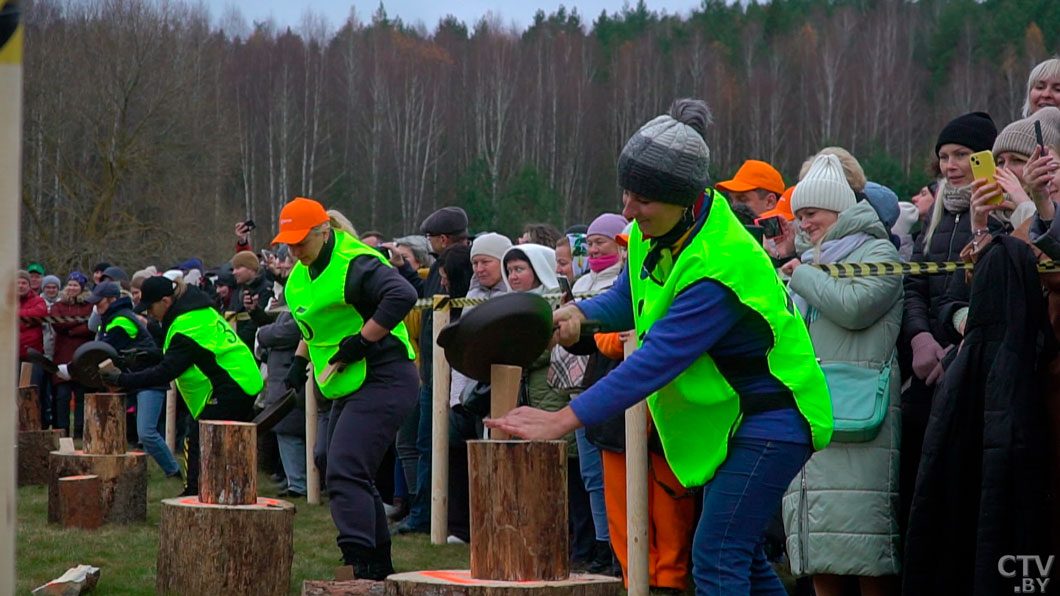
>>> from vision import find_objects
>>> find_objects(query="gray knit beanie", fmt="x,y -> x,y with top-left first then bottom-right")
993,106 -> 1060,158
617,99 -> 712,206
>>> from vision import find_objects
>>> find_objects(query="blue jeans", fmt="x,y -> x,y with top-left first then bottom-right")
277,433 -> 307,494
692,438 -> 811,596
405,383 -> 432,530
575,428 -> 609,542
136,389 -> 180,476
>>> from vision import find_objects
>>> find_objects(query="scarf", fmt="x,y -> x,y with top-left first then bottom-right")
941,183 -> 972,214
790,232 -> 874,321
588,253 -> 620,273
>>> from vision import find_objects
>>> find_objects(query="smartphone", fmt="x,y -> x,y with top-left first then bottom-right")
1035,120 -> 1045,153
557,276 -> 573,303
969,150 -> 1003,206
754,215 -> 784,239
243,219 -> 257,231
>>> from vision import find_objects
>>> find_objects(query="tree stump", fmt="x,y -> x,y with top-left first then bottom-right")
17,428 -> 63,486
48,450 -> 148,523
156,497 -> 295,596
83,393 -> 126,455
386,571 -> 622,596
468,440 -> 569,581
57,475 -> 103,529
199,421 -> 257,505
18,385 -> 41,431
303,580 -> 387,596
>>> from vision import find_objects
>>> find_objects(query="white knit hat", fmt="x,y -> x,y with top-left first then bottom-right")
791,154 -> 857,215
470,232 -> 512,261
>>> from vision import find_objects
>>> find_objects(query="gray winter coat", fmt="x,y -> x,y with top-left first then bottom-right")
256,310 -> 305,437
782,201 -> 903,577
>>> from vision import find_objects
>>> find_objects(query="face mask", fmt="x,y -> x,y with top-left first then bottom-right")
588,253 -> 620,273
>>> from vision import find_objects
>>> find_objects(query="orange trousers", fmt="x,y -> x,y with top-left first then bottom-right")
601,449 -> 696,590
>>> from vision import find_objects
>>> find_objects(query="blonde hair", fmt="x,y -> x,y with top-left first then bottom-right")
326,209 -> 357,236
1024,57 -> 1060,117
171,276 -> 188,300
799,147 -> 867,192
921,179 -> 950,250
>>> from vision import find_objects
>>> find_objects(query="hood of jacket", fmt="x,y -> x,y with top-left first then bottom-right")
503,243 -> 559,293
101,296 -> 135,321
795,200 -> 889,253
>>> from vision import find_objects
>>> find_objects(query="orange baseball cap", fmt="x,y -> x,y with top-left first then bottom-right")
272,197 -> 330,245
758,186 -> 796,221
716,160 -> 786,196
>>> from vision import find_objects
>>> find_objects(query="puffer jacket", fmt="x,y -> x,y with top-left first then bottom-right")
782,201 -> 904,577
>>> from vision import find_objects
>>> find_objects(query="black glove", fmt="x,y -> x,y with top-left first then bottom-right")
99,367 -> 122,387
285,355 -> 310,390
120,347 -> 162,369
328,334 -> 372,365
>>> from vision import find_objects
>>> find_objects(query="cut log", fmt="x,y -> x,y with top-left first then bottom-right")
18,385 -> 41,431
83,393 -> 126,455
199,420 -> 257,505
303,580 -> 387,596
385,570 -> 622,596
17,429 -> 63,486
57,475 -> 103,529
20,362 -> 34,387
156,497 -> 295,596
468,440 -> 568,581
48,451 -> 147,524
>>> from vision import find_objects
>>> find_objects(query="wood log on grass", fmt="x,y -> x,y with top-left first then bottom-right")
17,428 -> 62,486
57,475 -> 103,529
47,450 -> 147,523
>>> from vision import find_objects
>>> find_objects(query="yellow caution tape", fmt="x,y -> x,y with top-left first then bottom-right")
0,2 -> 22,66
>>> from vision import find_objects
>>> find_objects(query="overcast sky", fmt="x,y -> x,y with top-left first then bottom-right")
220,0 -> 707,34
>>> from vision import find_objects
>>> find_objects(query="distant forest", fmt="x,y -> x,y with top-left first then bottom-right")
18,0 -> 1060,270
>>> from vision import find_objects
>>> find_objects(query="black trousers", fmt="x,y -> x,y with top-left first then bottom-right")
326,359 -> 418,550
186,393 -> 255,491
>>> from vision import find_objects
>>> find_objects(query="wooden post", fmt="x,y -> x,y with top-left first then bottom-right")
82,393 -> 125,455
623,336 -> 648,596
57,475 -> 103,529
17,385 -> 40,431
165,382 -> 177,453
488,365 -> 521,441
305,367 -> 321,505
2,6 -> 25,589
19,362 -> 33,387
430,295 -> 451,545
468,440 -> 569,581
199,421 -> 257,506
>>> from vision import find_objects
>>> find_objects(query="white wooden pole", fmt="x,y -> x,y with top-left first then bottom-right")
430,295 -> 451,545
165,382 -> 177,453
1,3 -> 23,593
624,334 -> 649,596
305,366 -> 320,505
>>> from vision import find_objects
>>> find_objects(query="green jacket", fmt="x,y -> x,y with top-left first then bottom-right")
782,200 -> 904,577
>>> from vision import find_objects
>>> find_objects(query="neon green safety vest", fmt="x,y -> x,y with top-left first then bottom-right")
104,313 -> 141,339
284,230 -> 416,399
163,306 -> 263,418
626,189 -> 833,487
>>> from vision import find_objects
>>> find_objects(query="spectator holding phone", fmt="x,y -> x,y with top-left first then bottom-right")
715,159 -> 786,216
230,250 -> 274,352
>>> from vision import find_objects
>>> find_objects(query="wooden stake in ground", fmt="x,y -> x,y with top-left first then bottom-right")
82,393 -> 126,455
19,361 -> 33,387
468,440 -> 569,581
198,421 -> 257,505
305,365 -> 321,505
165,382 -> 177,453
0,3 -> 23,590
623,335 -> 648,596
488,365 -> 521,441
430,295 -> 451,545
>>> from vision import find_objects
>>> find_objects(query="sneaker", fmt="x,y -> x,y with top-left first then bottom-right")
446,535 -> 467,545
390,521 -> 428,536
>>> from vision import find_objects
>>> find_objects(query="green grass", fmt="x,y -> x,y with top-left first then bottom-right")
17,465 -> 469,595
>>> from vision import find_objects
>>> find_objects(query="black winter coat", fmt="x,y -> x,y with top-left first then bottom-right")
903,236 -> 1057,595
902,207 -> 1006,347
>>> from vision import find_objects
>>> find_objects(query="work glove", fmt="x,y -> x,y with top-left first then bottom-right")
98,367 -> 122,387
910,331 -> 946,381
285,355 -> 310,391
328,334 -> 372,365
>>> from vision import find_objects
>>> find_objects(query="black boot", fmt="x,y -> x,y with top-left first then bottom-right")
372,541 -> 396,578
587,540 -> 621,577
339,543 -> 376,580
